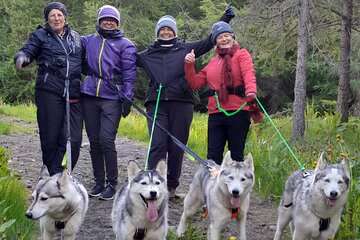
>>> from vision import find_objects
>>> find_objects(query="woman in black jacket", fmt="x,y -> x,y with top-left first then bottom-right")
14,2 -> 83,175
136,4 -> 235,198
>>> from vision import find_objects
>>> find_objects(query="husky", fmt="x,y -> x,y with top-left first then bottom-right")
177,151 -> 255,240
273,153 -> 350,240
111,160 -> 168,240
25,165 -> 89,240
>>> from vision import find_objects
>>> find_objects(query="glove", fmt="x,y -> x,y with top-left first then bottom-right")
219,2 -> 235,23
121,100 -> 132,118
15,54 -> 30,70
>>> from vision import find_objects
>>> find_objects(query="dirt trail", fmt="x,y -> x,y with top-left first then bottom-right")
0,117 -> 282,239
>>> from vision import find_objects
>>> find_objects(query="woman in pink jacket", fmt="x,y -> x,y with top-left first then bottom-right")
184,21 -> 261,164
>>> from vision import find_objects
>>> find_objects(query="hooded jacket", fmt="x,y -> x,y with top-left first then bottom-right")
14,24 -> 83,98
81,26 -> 137,100
136,36 -> 213,106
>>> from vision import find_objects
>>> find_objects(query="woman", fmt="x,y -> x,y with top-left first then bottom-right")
136,5 -> 235,198
14,2 -> 83,175
81,5 -> 137,200
184,21 -> 262,165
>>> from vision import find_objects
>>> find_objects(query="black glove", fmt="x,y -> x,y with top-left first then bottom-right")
219,2 -> 235,23
121,100 -> 132,118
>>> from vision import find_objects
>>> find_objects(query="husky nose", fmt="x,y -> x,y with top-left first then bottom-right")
25,212 -> 33,219
232,189 -> 239,197
150,191 -> 157,198
330,191 -> 338,198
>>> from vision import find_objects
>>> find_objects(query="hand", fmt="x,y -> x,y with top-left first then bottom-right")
224,2 -> 235,19
15,55 -> 30,70
121,100 -> 132,118
245,93 -> 256,103
184,49 -> 195,64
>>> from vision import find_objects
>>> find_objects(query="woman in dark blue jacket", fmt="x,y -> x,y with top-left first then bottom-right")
136,4 -> 235,198
14,2 -> 83,176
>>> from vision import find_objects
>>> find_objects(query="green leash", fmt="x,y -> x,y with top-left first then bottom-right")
214,92 -> 306,172
145,84 -> 163,170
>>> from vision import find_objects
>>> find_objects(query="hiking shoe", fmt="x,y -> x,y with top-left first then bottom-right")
89,184 -> 104,197
99,184 -> 116,200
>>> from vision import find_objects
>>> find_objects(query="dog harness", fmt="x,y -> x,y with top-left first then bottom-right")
202,207 -> 240,219
319,218 -> 331,231
133,228 -> 147,240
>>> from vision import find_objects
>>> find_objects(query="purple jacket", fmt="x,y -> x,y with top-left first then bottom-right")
81,26 -> 137,100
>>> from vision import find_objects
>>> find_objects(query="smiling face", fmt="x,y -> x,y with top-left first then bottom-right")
158,27 -> 175,40
215,32 -> 235,49
99,17 -> 118,30
47,9 -> 65,35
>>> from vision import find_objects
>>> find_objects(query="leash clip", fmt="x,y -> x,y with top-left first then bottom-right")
302,170 -> 311,178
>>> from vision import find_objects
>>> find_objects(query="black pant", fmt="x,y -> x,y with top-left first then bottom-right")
35,90 -> 83,175
146,101 -> 193,189
82,95 -> 122,186
207,111 -> 251,165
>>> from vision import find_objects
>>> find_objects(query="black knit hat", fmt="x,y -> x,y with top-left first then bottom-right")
44,2 -> 67,21
211,21 -> 234,44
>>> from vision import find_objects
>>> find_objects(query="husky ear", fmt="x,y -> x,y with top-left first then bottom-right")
156,160 -> 167,179
315,152 -> 326,172
244,153 -> 254,173
57,169 -> 69,187
220,151 -> 233,170
341,156 -> 350,178
39,165 -> 50,180
128,160 -> 141,181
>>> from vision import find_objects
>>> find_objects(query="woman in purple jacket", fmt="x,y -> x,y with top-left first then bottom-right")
81,5 -> 137,200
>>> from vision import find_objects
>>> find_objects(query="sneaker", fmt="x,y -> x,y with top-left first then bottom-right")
99,184 -> 116,200
89,184 -> 104,197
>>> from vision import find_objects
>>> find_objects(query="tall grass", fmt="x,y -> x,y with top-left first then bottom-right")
0,147 -> 39,239
1,103 -> 359,239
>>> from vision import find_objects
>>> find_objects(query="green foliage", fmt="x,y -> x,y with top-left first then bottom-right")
0,147 -> 39,239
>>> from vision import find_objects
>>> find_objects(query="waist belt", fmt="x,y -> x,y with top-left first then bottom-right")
200,85 -> 245,98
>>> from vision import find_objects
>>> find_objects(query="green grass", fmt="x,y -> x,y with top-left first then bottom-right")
0,102 -> 37,124
1,103 -> 359,239
0,147 -> 39,239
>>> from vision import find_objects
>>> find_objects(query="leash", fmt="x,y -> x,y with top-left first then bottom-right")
255,97 -> 308,176
121,95 -> 208,167
214,92 -> 247,116
62,76 -> 72,173
145,84 -> 163,170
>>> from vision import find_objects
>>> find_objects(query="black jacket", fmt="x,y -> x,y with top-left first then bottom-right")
15,24 -> 83,98
137,35 -> 213,105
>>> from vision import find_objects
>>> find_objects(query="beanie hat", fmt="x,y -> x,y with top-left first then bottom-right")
155,15 -> 177,38
211,21 -> 234,44
44,2 -> 67,21
97,5 -> 120,26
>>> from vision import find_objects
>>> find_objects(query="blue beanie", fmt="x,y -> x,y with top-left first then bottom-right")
44,2 -> 67,21
155,15 -> 177,38
97,5 -> 120,26
211,21 -> 234,44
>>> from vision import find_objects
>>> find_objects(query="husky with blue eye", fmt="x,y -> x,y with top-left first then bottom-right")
111,160 -> 168,240
273,153 -> 350,240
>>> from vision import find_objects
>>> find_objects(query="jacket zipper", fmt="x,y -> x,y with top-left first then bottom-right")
96,38 -> 106,97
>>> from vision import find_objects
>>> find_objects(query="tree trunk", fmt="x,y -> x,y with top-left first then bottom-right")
352,89 -> 360,116
292,0 -> 308,142
336,0 -> 352,123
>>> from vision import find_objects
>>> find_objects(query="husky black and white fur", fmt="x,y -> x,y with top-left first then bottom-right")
111,160 -> 168,240
274,153 -> 350,240
26,165 -> 89,240
177,151 -> 255,240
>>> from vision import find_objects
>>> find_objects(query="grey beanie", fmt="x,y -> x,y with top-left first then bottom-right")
155,15 -> 177,38
97,5 -> 120,26
211,21 -> 234,44
44,2 -> 67,21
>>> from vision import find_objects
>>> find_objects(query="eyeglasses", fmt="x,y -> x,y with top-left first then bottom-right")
101,18 -> 117,24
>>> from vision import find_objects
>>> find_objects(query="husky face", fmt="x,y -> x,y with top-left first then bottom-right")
218,152 -> 255,207
128,161 -> 168,222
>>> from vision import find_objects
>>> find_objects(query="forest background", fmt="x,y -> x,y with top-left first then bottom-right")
0,0 -> 359,115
